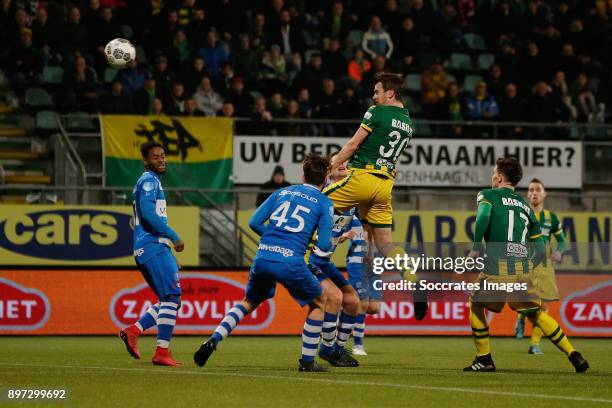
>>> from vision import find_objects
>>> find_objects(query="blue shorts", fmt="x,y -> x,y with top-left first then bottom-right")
310,259 -> 350,289
347,263 -> 383,301
245,258 -> 322,307
136,249 -> 181,300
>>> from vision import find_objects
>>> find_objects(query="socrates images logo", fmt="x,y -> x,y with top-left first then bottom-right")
560,281 -> 612,334
0,278 -> 51,330
109,273 -> 275,331
0,209 -> 133,260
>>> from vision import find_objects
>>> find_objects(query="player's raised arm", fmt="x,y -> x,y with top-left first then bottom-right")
472,191 -> 492,253
138,180 -> 180,244
331,126 -> 369,171
248,190 -> 279,236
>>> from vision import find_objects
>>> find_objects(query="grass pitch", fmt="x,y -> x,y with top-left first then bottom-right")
1,336 -> 611,407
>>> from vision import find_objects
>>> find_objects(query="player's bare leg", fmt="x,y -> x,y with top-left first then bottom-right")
369,227 -> 428,320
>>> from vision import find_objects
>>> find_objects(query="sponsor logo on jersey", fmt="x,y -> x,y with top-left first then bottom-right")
0,278 -> 50,330
278,189 -> 318,203
258,243 -> 294,257
0,209 -> 133,260
110,274 -> 275,331
560,281 -> 612,333
506,242 -> 528,258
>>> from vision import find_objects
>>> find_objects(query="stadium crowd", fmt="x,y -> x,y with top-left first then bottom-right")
1,0 -> 611,135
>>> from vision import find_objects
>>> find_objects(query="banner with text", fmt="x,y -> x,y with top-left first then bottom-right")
0,270 -> 609,336
234,136 -> 581,188
102,115 -> 233,202
0,205 -> 199,266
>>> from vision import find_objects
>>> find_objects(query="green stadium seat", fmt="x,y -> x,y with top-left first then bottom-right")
404,74 -> 422,92
67,112 -> 96,131
35,111 -> 59,130
418,52 -> 439,68
42,66 -> 64,84
477,53 -> 495,71
463,75 -> 484,93
25,88 -> 52,108
448,53 -> 473,70
464,33 -> 486,51
104,68 -> 118,83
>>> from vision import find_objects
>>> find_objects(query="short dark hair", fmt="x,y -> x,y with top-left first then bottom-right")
140,141 -> 164,159
529,178 -> 545,189
303,153 -> 330,186
374,71 -> 404,102
495,156 -> 522,186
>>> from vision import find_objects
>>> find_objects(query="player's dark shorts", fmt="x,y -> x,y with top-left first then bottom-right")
310,259 -> 350,289
347,263 -> 383,301
136,249 -> 181,300
246,258 -> 322,307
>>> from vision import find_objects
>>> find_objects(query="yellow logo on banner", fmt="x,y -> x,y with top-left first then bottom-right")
101,115 -> 232,163
0,205 -> 200,266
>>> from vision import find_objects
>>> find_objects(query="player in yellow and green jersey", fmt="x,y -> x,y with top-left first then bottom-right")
326,72 -> 427,321
464,157 -> 588,373
514,178 -> 567,354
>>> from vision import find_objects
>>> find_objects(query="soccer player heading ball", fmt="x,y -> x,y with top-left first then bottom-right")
119,142 -> 185,366
327,72 -> 427,320
464,157 -> 588,373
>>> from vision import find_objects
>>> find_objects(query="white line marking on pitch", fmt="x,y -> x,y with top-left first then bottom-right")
1,362 -> 611,404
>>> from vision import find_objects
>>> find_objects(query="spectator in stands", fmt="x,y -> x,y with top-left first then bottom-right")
361,55 -> 387,97
485,64 -> 507,101
178,0 -> 196,27
227,77 -> 253,117
408,0 -> 435,46
197,30 -> 228,75
297,88 -> 314,120
550,70 -> 577,120
167,82 -> 186,115
421,60 -> 450,118
526,80 -> 571,124
465,81 -> 499,121
436,2 -> 465,54
249,13 -> 270,56
495,40 -> 519,83
63,55 -> 100,112
362,16 -> 393,60
167,29 -> 191,71
321,1 -> 352,43
249,95 -> 274,135
260,44 -> 287,95
284,99 -> 302,136
315,78 -> 342,135
183,97 -> 204,116
101,79 -> 132,113
256,165 -> 291,206
393,17 -> 420,71
294,52 -> 324,100
230,34 -> 260,85
441,81 -> 464,136
181,56 -> 209,95
31,8 -> 61,61
558,43 -> 582,83
153,55 -> 175,102
64,6 -> 88,59
380,0 -> 403,40
133,73 -> 157,114
571,73 -> 600,122
151,97 -> 164,115
5,27 -> 42,91
347,49 -> 372,85
519,41 -> 548,91
117,58 -> 145,95
220,101 -> 235,118
188,8 -> 212,49
91,7 -> 121,60
271,9 -> 305,60
268,92 -> 286,118
498,83 -> 525,137
154,8 -> 180,50
193,76 -> 223,116
214,62 -> 235,98
322,39 -> 347,81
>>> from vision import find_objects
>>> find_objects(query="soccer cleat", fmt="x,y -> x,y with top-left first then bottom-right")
352,345 -> 367,356
514,317 -> 525,339
320,349 -> 359,367
194,340 -> 216,367
152,347 -> 182,367
568,351 -> 589,373
528,345 -> 544,355
118,325 -> 141,359
299,359 -> 330,372
413,287 -> 428,321
463,354 -> 496,372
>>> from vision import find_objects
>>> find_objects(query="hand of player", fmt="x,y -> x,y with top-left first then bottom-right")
174,239 -> 185,252
467,249 -> 480,260
550,251 -> 562,263
338,230 -> 356,243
